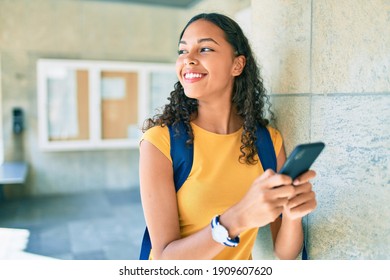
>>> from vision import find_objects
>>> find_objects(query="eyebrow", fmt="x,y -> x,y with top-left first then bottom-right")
179,38 -> 220,46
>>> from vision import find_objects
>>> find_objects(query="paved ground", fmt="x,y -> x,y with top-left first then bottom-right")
0,188 -> 145,260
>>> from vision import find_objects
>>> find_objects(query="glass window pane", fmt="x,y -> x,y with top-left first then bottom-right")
101,71 -> 138,139
47,68 -> 89,141
150,71 -> 177,115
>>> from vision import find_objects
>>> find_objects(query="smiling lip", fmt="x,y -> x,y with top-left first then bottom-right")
183,72 -> 206,83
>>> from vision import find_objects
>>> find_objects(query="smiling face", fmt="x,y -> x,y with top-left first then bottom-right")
176,19 -> 245,103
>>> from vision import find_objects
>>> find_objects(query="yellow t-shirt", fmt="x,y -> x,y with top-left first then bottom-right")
142,122 -> 283,260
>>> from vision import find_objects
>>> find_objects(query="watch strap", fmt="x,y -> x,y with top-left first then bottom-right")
211,215 -> 240,247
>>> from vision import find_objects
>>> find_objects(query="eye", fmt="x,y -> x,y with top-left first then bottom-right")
178,49 -> 188,55
200,47 -> 214,53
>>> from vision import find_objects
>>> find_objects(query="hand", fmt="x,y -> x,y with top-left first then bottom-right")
283,170 -> 317,220
221,169 -> 296,236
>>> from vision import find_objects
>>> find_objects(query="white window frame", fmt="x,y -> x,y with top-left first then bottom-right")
37,59 -> 176,151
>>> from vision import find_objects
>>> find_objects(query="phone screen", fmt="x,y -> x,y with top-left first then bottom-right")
279,142 -> 325,180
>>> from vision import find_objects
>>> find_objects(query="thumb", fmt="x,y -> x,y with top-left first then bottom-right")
254,169 -> 275,183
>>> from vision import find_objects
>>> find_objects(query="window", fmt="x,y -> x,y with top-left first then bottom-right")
37,59 -> 176,151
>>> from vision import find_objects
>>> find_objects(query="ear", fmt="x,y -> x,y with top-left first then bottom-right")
232,55 -> 246,77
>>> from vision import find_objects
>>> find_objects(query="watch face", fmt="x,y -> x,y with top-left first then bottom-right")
211,215 -> 239,247
213,223 -> 228,242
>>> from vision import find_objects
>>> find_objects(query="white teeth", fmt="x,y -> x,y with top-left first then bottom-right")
185,73 -> 203,79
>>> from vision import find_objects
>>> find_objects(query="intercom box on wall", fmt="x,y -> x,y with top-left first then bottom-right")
12,108 -> 24,134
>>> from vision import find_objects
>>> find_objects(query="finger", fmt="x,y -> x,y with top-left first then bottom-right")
293,170 -> 316,185
273,197 -> 289,207
252,169 -> 275,186
264,174 -> 293,190
293,182 -> 312,196
287,191 -> 316,210
265,185 -> 295,200
254,169 -> 275,183
288,199 -> 317,219
253,172 -> 292,190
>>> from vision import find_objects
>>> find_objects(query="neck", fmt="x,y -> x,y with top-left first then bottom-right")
193,100 -> 242,134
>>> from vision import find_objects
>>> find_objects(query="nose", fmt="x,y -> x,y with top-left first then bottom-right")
184,56 -> 198,66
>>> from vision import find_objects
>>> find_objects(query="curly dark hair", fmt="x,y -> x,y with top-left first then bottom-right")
143,12 -> 274,165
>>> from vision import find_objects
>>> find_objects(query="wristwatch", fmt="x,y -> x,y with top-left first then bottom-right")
210,215 -> 240,247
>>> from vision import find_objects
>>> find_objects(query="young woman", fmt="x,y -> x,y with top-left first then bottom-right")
139,13 -> 317,260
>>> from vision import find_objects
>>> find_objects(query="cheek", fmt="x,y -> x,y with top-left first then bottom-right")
211,64 -> 234,80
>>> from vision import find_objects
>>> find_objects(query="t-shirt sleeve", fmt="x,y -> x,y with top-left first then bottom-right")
140,125 -> 172,163
267,126 -> 283,157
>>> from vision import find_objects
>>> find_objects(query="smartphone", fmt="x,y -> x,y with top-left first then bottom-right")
279,142 -> 325,180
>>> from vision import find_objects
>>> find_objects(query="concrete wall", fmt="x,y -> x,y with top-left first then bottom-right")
189,0 -> 250,15
2,0 -> 388,260
177,0 -> 251,41
252,0 -> 390,259
0,0 -> 182,197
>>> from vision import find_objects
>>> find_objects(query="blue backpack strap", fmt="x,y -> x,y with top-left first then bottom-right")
255,125 -> 277,172
302,241 -> 308,260
139,121 -> 192,260
139,229 -> 151,260
168,121 -> 194,192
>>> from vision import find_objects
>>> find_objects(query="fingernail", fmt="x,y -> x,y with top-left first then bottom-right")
293,179 -> 299,185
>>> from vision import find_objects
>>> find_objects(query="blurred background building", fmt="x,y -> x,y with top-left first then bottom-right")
0,0 -> 389,260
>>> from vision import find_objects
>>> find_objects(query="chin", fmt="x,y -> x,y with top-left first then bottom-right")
183,89 -> 201,100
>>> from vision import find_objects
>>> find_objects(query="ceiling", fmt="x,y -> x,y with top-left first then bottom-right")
87,0 -> 201,8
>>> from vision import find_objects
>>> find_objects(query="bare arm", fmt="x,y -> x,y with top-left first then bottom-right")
270,145 -> 317,260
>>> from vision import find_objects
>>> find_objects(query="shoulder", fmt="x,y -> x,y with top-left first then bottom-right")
142,125 -> 170,140
141,125 -> 171,162
266,125 -> 283,156
266,125 -> 282,142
